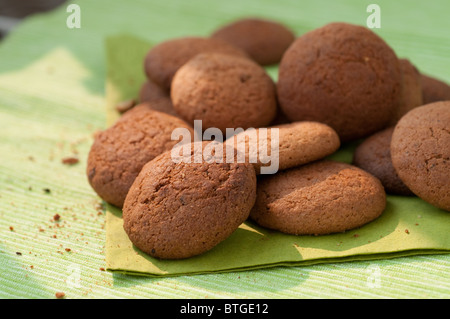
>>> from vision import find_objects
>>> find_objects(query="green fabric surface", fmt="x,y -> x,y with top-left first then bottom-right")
0,0 -> 449,298
104,35 -> 450,277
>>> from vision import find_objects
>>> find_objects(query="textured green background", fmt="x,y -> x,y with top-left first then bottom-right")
0,0 -> 449,298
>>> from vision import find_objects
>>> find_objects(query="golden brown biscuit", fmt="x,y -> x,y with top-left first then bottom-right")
144,36 -> 248,90
211,17 -> 296,65
353,127 -> 413,196
171,52 -> 277,133
389,59 -> 423,125
391,101 -> 450,211
277,22 -> 401,141
117,81 -> 174,116
138,80 -> 169,103
133,99 -> 178,117
225,121 -> 340,174
250,160 -> 386,235
122,141 -> 257,259
86,106 -> 194,208
420,73 -> 450,104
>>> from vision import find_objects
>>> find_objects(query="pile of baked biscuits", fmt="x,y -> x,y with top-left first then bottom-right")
87,18 -> 450,259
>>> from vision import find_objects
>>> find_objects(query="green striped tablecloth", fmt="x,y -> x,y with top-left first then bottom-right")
0,0 -> 449,298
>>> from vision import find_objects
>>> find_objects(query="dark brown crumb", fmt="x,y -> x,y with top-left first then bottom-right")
16,252 -> 22,256
405,229 -> 410,234
43,188 -> 51,194
353,234 -> 360,238
62,157 -> 79,165
53,214 -> 61,221
9,226 -> 14,231
99,267 -> 105,271
55,292 -> 65,299
65,248 -> 71,252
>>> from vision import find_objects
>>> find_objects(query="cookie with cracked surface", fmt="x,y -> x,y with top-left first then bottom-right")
144,36 -> 248,90
171,52 -> 277,133
277,22 -> 401,141
353,127 -> 413,196
391,101 -> 450,211
87,105 -> 194,208
225,121 -> 340,174
211,17 -> 296,65
250,160 -> 386,235
122,141 -> 257,259
420,73 -> 450,104
389,59 -> 423,125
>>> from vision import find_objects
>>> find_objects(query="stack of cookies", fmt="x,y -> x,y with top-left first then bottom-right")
87,18 -> 450,260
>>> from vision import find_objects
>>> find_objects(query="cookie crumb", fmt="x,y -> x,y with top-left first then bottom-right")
43,188 -> 51,194
16,252 -> 22,256
65,248 -> 71,252
405,229 -> 410,234
353,234 -> 360,238
55,292 -> 65,299
53,214 -> 61,221
62,157 -> 79,165
99,267 -> 105,271
9,226 -> 14,231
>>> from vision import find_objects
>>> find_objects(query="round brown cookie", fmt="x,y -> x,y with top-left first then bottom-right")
211,18 -> 296,66
250,160 -> 386,235
420,73 -> 450,104
144,36 -> 248,90
122,141 -> 257,259
225,121 -> 340,174
86,106 -> 194,208
277,22 -> 402,142
137,70 -> 176,117
391,101 -> 450,211
389,59 -> 423,125
353,127 -> 413,196
133,98 -> 178,117
171,52 -> 277,133
138,80 -> 169,103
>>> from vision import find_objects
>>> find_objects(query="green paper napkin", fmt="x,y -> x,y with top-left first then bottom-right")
104,34 -> 450,277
